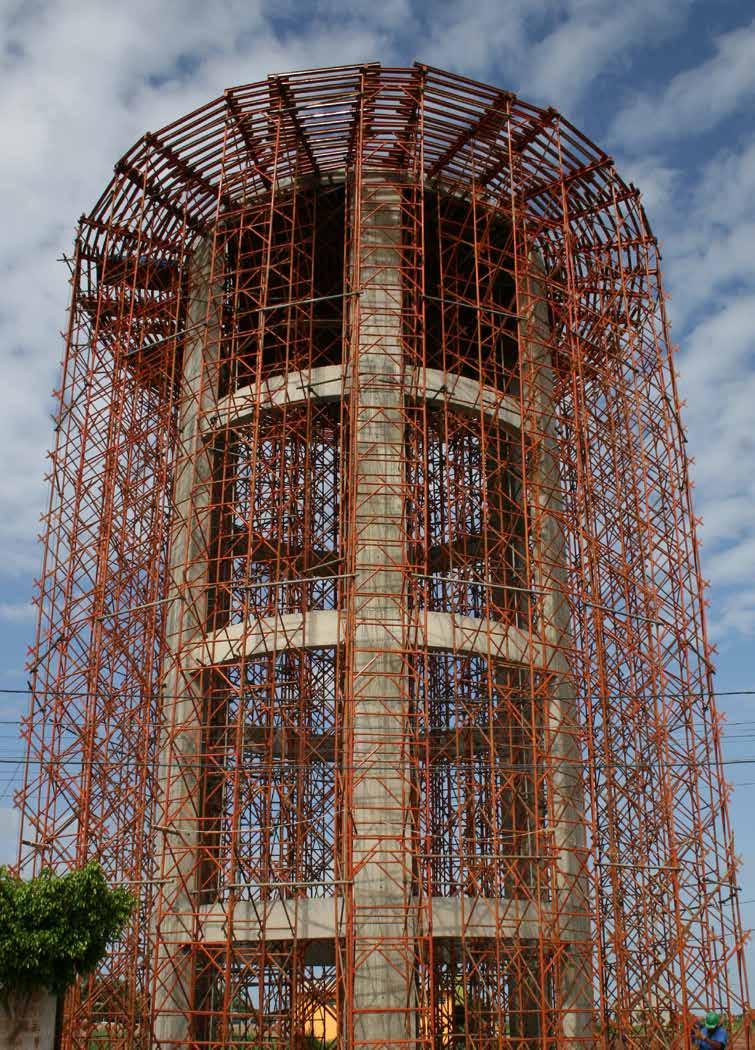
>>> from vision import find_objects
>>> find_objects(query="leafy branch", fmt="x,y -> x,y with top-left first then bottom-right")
0,861 -> 135,1007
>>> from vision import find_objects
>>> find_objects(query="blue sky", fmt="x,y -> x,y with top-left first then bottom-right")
1,0 -> 755,969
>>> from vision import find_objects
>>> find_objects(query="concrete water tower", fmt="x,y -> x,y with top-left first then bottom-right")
19,63 -> 749,1050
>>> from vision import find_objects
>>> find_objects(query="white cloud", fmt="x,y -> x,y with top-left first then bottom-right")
0,0 -> 754,976
518,0 -> 694,114
610,18 -> 755,148
693,138 -> 755,221
617,155 -> 680,220
353,0 -> 532,85
1,0 -> 752,661
0,0 -> 394,587
0,603 -> 34,623
710,589 -> 755,648
653,139 -> 755,646
660,141 -> 755,330
419,0 -> 695,116
679,294 -> 755,398
0,0 -> 751,645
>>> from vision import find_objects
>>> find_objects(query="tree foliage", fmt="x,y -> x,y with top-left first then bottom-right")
0,861 -> 135,1002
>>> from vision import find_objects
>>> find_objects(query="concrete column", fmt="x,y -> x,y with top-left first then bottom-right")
523,259 -> 592,1041
350,177 -> 414,1048
153,237 -> 222,1047
0,990 -> 56,1050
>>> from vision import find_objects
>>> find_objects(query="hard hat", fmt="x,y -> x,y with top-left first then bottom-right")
705,1011 -> 721,1029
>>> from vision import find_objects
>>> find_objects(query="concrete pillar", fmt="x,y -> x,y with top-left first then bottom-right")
523,259 -> 592,1041
153,237 -> 222,1047
0,990 -> 56,1050
350,177 -> 414,1048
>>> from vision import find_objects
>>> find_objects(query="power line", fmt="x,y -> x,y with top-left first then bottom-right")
2,684 -> 755,704
4,754 -> 755,772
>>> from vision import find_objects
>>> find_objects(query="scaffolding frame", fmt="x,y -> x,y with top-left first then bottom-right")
18,63 -> 749,1050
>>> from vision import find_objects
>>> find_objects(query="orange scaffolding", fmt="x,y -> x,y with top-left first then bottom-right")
18,63 -> 749,1050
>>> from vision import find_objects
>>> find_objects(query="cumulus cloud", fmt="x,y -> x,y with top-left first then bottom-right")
610,17 -> 755,148
0,603 -> 34,624
0,0 -> 752,637
0,0 -> 753,975
1,1 -> 752,645
616,155 -> 680,220
0,0 -> 395,591
600,65 -> 755,650
654,142 -> 755,644
517,0 -> 694,114
3,0 -> 667,590
418,0 -> 697,117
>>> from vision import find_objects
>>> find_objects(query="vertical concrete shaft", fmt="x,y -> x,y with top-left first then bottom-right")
524,262 -> 593,1040
350,178 -> 413,1048
154,237 -> 222,1047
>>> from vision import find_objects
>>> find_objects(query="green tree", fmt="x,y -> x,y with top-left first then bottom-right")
0,861 -> 135,1010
